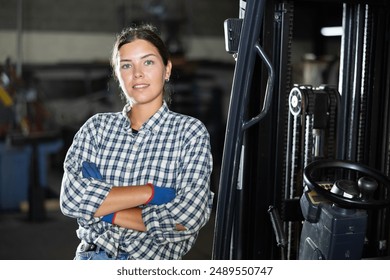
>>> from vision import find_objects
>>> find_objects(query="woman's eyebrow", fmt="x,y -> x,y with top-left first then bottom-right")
141,53 -> 157,59
120,53 -> 157,63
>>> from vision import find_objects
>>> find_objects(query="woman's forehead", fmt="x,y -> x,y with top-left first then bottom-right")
118,39 -> 160,60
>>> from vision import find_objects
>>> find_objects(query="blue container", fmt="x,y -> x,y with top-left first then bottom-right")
0,143 -> 31,210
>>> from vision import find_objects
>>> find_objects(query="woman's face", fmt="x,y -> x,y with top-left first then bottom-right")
117,39 -> 171,106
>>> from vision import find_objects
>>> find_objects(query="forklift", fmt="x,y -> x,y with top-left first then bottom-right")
212,0 -> 390,260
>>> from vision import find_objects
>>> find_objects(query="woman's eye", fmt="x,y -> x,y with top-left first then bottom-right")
144,60 -> 154,66
121,63 -> 132,69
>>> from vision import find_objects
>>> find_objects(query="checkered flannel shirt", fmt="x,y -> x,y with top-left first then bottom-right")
60,102 -> 214,259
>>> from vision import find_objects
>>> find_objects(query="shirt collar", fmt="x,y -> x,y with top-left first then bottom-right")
121,102 -> 169,133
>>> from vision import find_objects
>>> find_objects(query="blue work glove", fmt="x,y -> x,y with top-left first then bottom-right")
101,212 -> 116,224
146,183 -> 176,205
82,161 -> 103,180
81,162 -> 116,224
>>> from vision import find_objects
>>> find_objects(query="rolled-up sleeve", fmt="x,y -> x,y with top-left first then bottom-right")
60,116 -> 113,224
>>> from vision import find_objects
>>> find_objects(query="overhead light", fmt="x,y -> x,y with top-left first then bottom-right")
321,26 -> 343,37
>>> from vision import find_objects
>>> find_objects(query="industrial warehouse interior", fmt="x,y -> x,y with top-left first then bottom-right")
1,0 -> 390,270
0,0 -> 235,260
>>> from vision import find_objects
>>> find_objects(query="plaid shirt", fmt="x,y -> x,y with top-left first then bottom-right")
60,102 -> 214,259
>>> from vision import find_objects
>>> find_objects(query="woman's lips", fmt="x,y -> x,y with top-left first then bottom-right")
133,83 -> 149,89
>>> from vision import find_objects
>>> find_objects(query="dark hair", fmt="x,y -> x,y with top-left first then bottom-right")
111,24 -> 172,103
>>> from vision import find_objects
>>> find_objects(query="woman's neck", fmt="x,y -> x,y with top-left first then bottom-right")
128,102 -> 162,130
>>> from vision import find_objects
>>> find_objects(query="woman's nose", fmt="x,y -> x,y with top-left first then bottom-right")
133,66 -> 143,78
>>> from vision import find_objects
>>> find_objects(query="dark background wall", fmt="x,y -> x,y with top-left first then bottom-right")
0,0 -> 238,64
0,0 -> 236,35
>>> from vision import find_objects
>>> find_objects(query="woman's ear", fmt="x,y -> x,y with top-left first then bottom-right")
165,60 -> 172,80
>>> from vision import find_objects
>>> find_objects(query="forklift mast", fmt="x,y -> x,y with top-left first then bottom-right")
212,0 -> 390,260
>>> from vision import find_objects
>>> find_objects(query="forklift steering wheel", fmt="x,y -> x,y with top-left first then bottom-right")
303,159 -> 390,209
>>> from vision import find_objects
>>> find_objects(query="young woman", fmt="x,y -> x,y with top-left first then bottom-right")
60,24 -> 214,260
